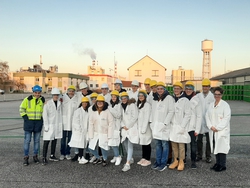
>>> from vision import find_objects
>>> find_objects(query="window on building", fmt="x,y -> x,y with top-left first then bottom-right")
90,84 -> 93,87
35,78 -> 39,82
48,78 -> 52,81
152,70 -> 159,77
135,70 -> 142,77
58,78 -> 62,82
96,84 -> 99,87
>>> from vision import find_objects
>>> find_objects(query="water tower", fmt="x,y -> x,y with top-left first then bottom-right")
201,39 -> 213,79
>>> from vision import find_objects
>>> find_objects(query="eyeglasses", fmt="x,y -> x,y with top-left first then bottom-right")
101,88 -> 108,90
214,93 -> 222,96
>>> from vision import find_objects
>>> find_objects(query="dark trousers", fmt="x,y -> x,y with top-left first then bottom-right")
79,148 -> 84,158
197,133 -> 211,158
43,139 -> 57,158
60,131 -> 72,155
188,131 -> 197,161
142,144 -> 151,160
216,153 -> 226,167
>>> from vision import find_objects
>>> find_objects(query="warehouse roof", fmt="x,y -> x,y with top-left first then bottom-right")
211,67 -> 250,80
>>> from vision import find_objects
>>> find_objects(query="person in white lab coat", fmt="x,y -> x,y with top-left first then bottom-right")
147,80 -> 157,105
206,87 -> 231,172
184,81 -> 202,169
76,82 -> 93,105
68,97 -> 90,164
144,78 -> 151,94
108,90 -> 122,166
150,81 -> 175,172
196,78 -> 215,163
42,88 -> 63,165
136,90 -> 152,167
60,85 -> 78,161
128,80 -> 139,101
120,92 -> 138,172
169,82 -> 191,171
88,95 -> 114,167
100,83 -> 111,106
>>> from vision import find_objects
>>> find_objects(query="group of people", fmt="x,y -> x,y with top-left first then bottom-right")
19,77 -> 231,172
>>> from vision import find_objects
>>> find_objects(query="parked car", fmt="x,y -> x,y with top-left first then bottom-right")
0,89 -> 5,95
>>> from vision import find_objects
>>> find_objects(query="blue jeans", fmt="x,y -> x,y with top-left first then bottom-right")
155,139 -> 169,167
112,146 -> 119,157
124,138 -> 133,162
188,131 -> 197,161
60,131 -> 72,155
89,146 -> 108,160
23,131 -> 41,156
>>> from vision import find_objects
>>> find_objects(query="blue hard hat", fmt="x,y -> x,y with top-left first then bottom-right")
32,85 -> 42,92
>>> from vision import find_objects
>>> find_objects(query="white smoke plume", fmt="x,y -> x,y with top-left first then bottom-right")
73,44 -> 97,60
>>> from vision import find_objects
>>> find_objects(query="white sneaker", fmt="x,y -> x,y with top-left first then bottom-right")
59,155 -> 65,161
110,157 -> 117,163
66,155 -> 71,160
78,157 -> 81,162
79,157 -> 89,164
122,164 -> 130,172
137,158 -> 145,165
130,158 -> 134,164
89,156 -> 96,163
115,156 -> 122,166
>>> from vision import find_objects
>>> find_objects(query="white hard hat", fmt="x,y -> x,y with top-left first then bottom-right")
101,83 -> 109,89
114,79 -> 122,84
131,80 -> 139,86
79,82 -> 88,89
51,88 -> 60,95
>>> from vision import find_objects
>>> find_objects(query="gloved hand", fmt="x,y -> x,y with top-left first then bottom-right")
22,115 -> 29,121
44,126 -> 49,132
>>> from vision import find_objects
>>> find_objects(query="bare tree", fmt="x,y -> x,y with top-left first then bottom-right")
0,61 -> 10,83
13,80 -> 27,91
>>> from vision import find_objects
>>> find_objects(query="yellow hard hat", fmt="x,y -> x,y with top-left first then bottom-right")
90,92 -> 98,98
144,78 -> 151,84
68,85 -> 76,90
81,97 -> 89,103
202,78 -> 211,86
96,95 -> 105,101
150,80 -> 157,87
185,81 -> 194,87
120,92 -> 129,98
138,89 -> 147,96
173,81 -> 183,89
110,90 -> 119,96
156,81 -> 166,88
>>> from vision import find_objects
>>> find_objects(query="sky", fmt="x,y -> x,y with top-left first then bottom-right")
1,0 -> 250,79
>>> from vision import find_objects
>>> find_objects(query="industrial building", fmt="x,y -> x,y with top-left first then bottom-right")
171,66 -> 194,85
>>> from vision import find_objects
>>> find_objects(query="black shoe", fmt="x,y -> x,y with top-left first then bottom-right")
102,160 -> 108,167
71,154 -> 79,162
210,163 -> 219,170
196,157 -> 202,162
33,155 -> 39,164
206,157 -> 212,163
92,158 -> 102,165
166,158 -> 172,166
23,156 -> 29,166
85,153 -> 90,161
42,158 -> 48,165
191,161 -> 197,169
49,155 -> 59,162
215,165 -> 226,172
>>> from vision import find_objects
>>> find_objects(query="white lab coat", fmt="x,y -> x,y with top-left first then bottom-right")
68,107 -> 89,149
206,100 -> 231,154
77,92 -> 92,106
120,102 -> 139,144
88,105 -> 114,151
108,103 -> 122,146
187,95 -> 202,133
147,91 -> 154,105
170,97 -> 191,143
137,102 -> 152,145
128,90 -> 138,101
62,94 -> 79,131
42,99 -> 63,140
150,95 -> 175,141
196,91 -> 215,134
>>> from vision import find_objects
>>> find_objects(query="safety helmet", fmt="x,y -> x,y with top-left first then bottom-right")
202,78 -> 211,86
150,80 -> 157,87
110,90 -> 119,96
138,90 -> 147,97
96,95 -> 105,101
173,81 -> 183,89
114,79 -> 122,84
81,97 -> 89,103
131,80 -> 139,86
68,85 -> 76,90
101,83 -> 109,89
32,85 -> 42,92
79,82 -> 88,89
90,92 -> 98,98
156,81 -> 166,88
120,92 -> 129,98
185,81 -> 195,87
144,78 -> 151,84
51,88 -> 60,95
